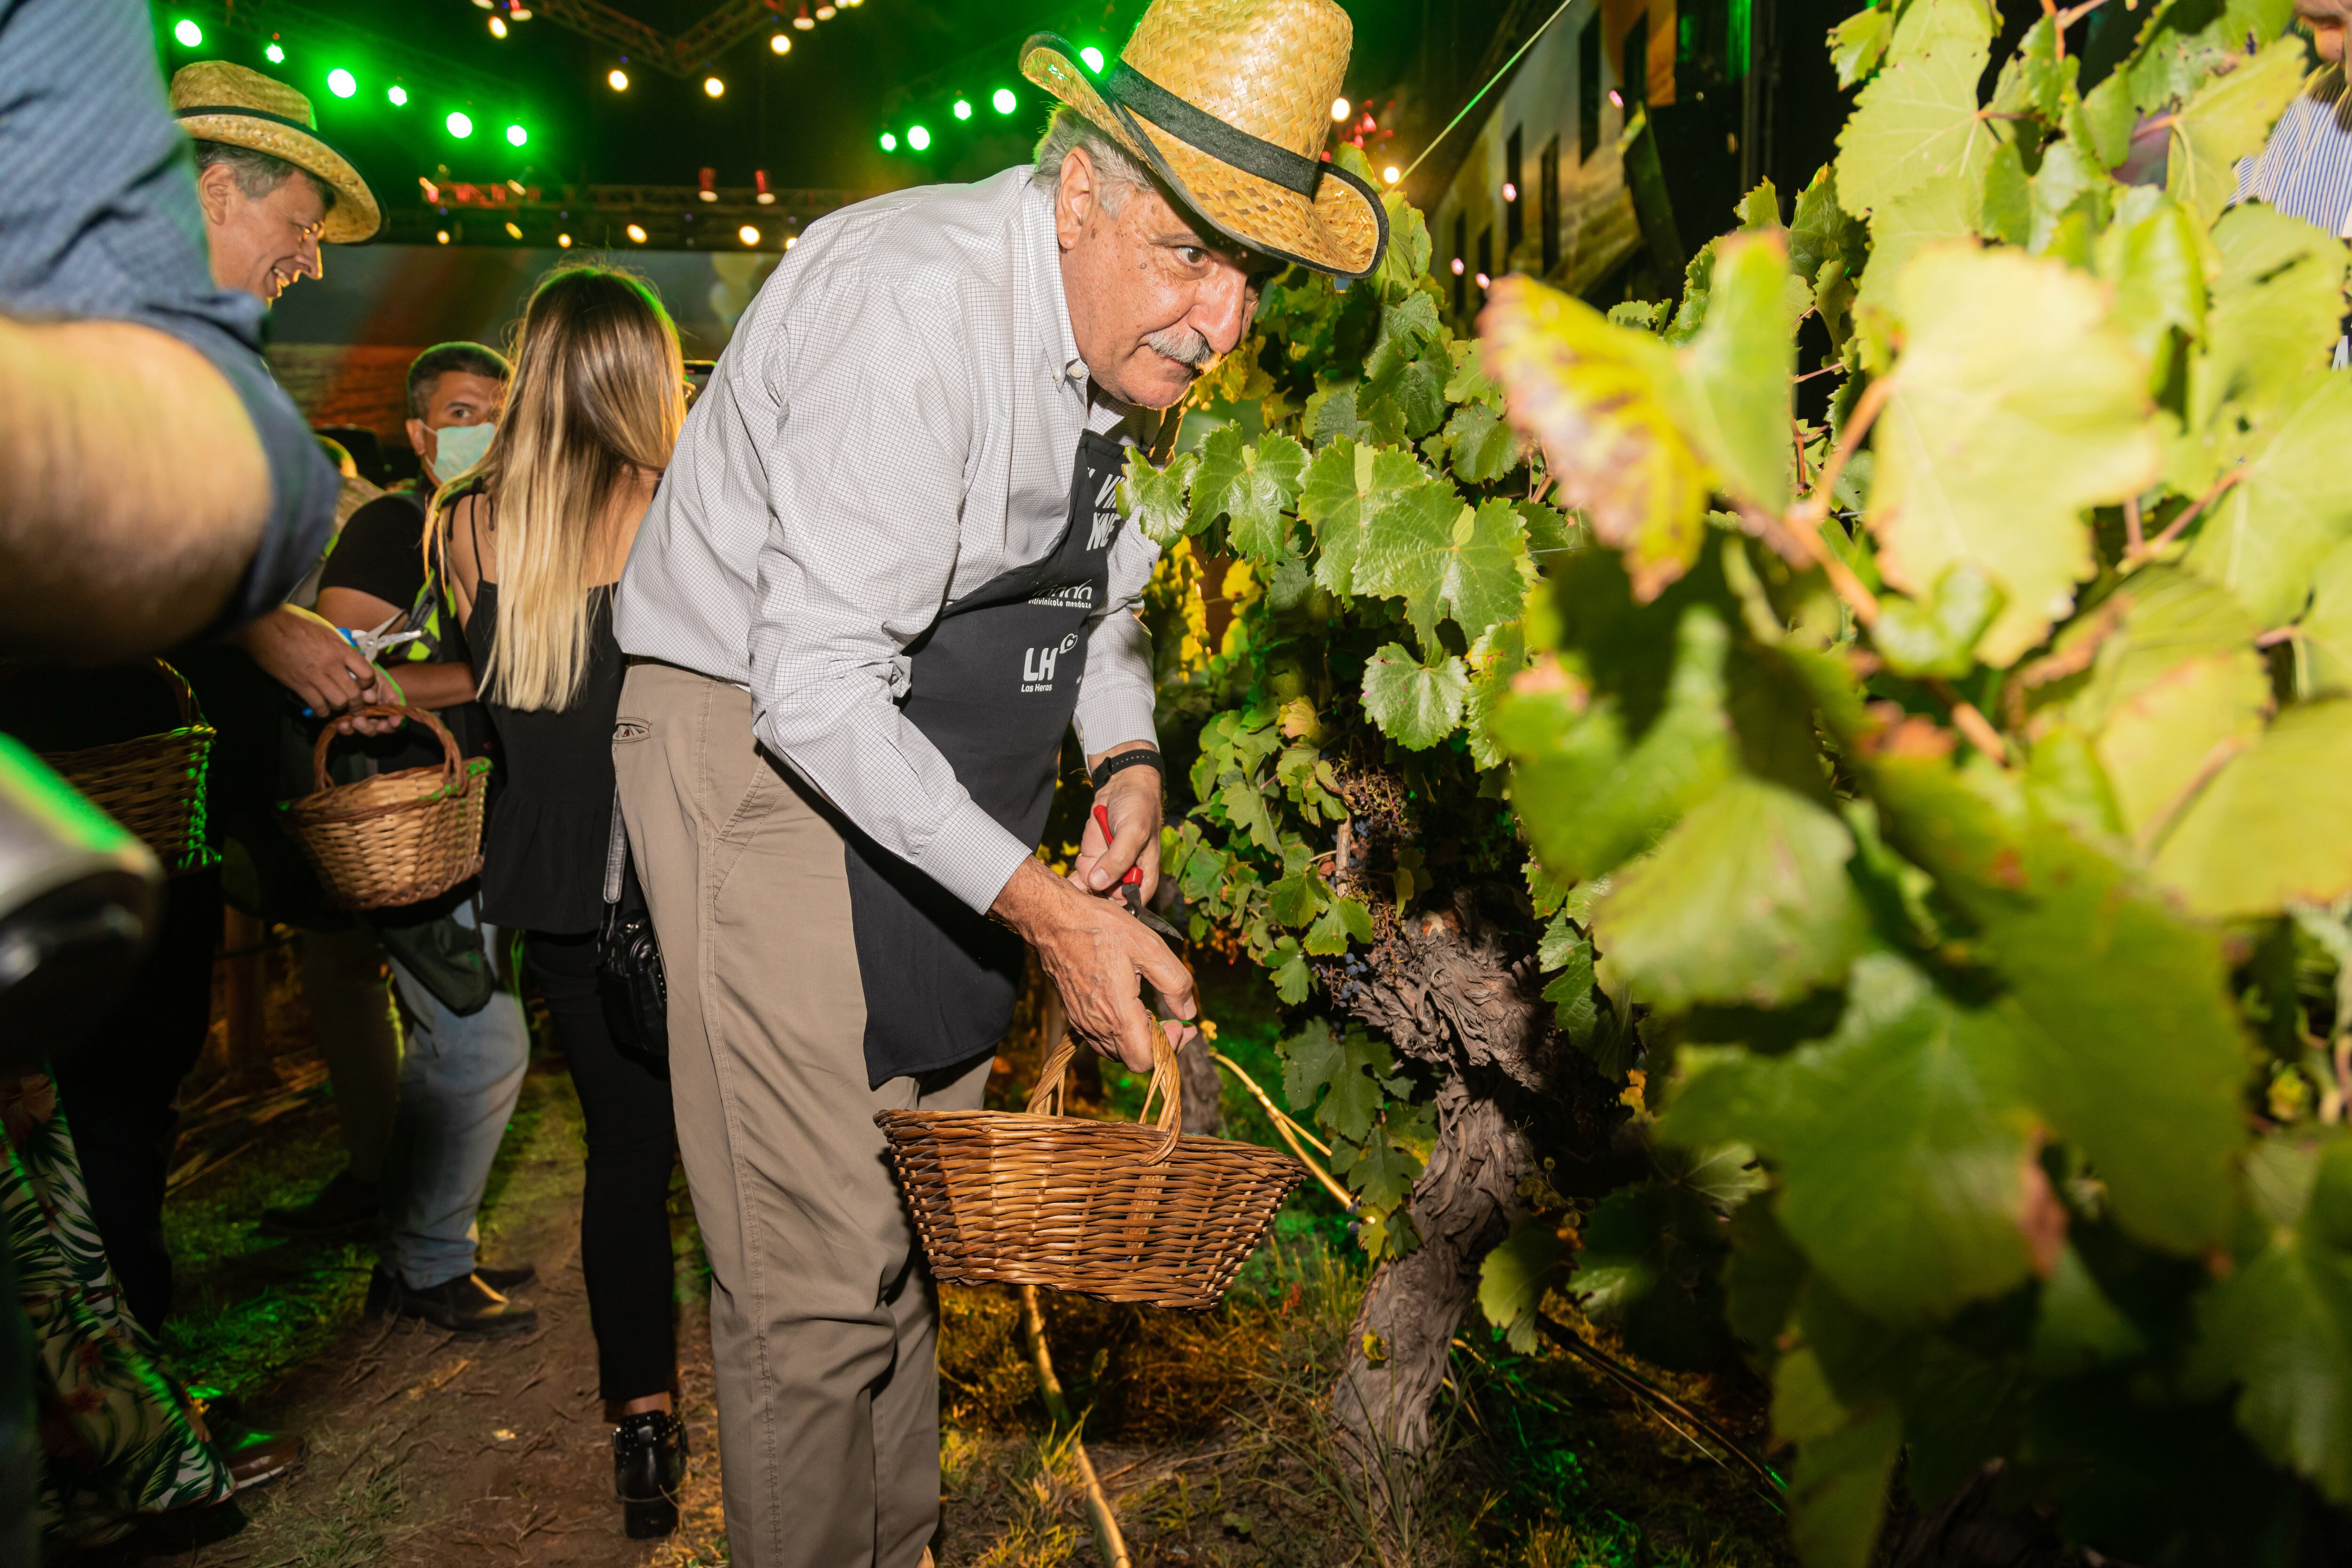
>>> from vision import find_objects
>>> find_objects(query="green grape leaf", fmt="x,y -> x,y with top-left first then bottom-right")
1271,937 -> 1311,1001
1666,954 -> 2043,1322
2185,374 -> 2352,628
1119,446 -> 1199,546
1979,139 -> 2030,247
1870,563 -> 2004,679
1480,1215 -> 1571,1353
1192,431 -> 1308,563
2188,1136 -> 2352,1505
1990,14 -> 2074,119
2188,202 -> 2348,439
1828,3 -> 1894,87
2152,699 -> 2352,917
2301,539 -> 2352,695
1674,231 -> 1796,512
1218,776 -> 1280,854
1361,641 -> 1470,749
1775,1348 -> 1904,1568
2073,71 -> 2137,171
2093,649 -> 2270,850
1592,777 -> 1871,1012
1516,497 -> 1579,558
1482,277 -> 1711,600
1358,488 -> 1535,649
2125,0 -> 2295,112
1444,336 -> 1504,409
1269,869 -> 1329,928
1868,245 -> 2161,667
1344,1134 -> 1424,1210
2165,37 -> 2307,224
1440,401 -> 1526,485
1852,175 -> 1976,361
1496,574 -> 1737,883
2026,135 -> 2108,256
1364,340 -> 1448,438
1371,191 -> 1433,299
1823,695 -> 2247,1252
1376,288 -> 1443,355
1300,438 -> 1427,597
1187,425 -> 1247,533
1789,163 -> 1870,289
1833,0 -> 1995,218
1311,382 -> 1367,445
1279,1016 -> 1342,1113
2094,187 -> 2205,366
1292,1025 -> 1399,1143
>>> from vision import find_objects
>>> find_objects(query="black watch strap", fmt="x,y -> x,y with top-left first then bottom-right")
1089,748 -> 1165,790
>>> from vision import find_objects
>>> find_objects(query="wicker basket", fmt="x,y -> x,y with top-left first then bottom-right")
877,1029 -> 1303,1310
284,703 -> 490,910
39,659 -> 215,875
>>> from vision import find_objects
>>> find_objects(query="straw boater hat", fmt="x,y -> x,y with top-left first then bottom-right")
169,62 -> 380,243
1020,0 -> 1387,279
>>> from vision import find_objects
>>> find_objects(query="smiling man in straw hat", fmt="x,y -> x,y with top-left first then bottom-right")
171,61 -> 379,304
611,0 -> 1382,1562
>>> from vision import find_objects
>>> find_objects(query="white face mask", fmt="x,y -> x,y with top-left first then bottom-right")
433,421 -> 496,479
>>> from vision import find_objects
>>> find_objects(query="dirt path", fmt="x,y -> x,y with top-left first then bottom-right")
84,1060 -> 728,1568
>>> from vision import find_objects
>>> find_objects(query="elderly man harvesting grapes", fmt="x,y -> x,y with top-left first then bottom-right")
609,0 -> 1387,1561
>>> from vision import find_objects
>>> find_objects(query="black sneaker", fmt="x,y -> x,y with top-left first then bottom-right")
368,1266 -> 538,1337
258,1169 -> 377,1238
613,1409 -> 688,1539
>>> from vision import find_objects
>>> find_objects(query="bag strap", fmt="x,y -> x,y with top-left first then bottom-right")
604,790 -> 628,906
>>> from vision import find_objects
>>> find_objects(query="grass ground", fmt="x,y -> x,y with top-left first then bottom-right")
84,949 -> 1794,1568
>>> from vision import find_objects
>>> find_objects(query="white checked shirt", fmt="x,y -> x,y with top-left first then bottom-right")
614,167 -> 1163,914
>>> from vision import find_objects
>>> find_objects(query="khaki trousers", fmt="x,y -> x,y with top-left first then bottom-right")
613,662 -> 988,1568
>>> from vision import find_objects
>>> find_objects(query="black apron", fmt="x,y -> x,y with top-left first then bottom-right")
844,429 -> 1129,1086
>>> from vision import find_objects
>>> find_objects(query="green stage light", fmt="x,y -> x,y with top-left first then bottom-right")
505,123 -> 528,146
1079,45 -> 1104,72
446,110 -> 474,138
388,85 -> 408,106
172,18 -> 202,47
326,68 -> 357,98
906,124 -> 930,151
992,87 -> 1017,114
880,131 -> 897,151
265,43 -> 284,64
953,98 -> 971,120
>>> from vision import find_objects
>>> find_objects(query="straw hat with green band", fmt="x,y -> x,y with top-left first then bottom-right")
1020,0 -> 1387,279
169,62 -> 380,244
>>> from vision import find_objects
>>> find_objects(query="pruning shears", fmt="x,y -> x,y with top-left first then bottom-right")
341,613 -> 425,664
1091,802 -> 1186,952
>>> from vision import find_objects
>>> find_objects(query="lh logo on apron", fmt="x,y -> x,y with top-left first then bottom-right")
1021,632 -> 1081,692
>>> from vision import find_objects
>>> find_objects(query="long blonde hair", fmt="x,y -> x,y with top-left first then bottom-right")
434,266 -> 683,712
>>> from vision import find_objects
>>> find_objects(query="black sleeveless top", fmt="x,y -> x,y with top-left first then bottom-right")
461,523 -> 625,937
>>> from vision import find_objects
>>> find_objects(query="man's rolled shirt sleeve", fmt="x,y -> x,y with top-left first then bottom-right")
744,278 -> 1036,916
0,0 -> 338,630
1072,520 -> 1161,756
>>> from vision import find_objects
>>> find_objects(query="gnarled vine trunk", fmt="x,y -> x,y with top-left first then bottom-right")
1316,882 -> 1626,1496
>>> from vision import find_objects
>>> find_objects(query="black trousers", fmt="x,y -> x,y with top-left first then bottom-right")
525,930 -> 679,1403
50,869 -> 223,1333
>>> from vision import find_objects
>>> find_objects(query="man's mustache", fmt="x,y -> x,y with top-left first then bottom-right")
1144,325 -> 1216,371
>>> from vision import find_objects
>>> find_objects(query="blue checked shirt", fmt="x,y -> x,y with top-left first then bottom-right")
0,0 -> 338,630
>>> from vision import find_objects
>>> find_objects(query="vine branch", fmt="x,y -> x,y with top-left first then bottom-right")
2123,468 -> 2244,569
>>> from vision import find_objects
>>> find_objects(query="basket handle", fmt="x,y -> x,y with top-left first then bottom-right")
149,658 -> 201,727
1026,1019 -> 1183,1167
310,703 -> 467,796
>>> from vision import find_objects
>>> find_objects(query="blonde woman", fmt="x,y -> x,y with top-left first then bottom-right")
436,266 -> 690,1538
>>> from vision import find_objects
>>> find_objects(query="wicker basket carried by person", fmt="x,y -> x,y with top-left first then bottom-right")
877,1025 -> 1302,1310
285,703 -> 490,910
37,659 -> 215,876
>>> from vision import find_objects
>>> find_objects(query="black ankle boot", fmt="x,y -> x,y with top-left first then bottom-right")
612,1410 -> 687,1539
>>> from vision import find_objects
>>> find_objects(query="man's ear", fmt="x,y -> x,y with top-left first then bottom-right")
195,160 -> 238,227
1054,146 -> 1097,250
406,418 -> 438,477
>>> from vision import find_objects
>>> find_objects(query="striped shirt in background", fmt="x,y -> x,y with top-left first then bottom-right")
2231,65 -> 2352,368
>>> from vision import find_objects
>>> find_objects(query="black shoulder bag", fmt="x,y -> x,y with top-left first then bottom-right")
596,793 -> 668,1063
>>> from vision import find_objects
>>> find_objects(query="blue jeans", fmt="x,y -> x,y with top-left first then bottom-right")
376,900 -> 531,1289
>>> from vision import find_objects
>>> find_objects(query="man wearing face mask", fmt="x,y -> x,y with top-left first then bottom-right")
258,341 -> 539,1339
